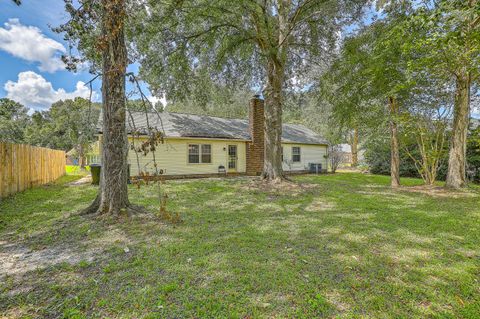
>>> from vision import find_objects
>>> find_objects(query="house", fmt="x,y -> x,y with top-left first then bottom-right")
66,141 -> 101,167
337,143 -> 365,166
97,96 -> 329,178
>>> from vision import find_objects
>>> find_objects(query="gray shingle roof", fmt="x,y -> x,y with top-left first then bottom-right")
98,111 -> 328,145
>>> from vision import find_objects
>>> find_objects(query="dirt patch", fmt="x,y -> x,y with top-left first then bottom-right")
67,175 -> 92,186
398,185 -> 478,198
325,289 -> 350,312
241,179 -> 318,196
0,222 -> 140,279
304,198 -> 336,212
0,240 -> 96,278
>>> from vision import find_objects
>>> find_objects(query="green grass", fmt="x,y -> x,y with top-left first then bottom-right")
66,165 -> 91,176
0,173 -> 479,318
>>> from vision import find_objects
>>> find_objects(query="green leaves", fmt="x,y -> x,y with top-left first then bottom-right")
21,98 -> 101,152
0,98 -> 30,144
132,0 -> 369,102
402,0 -> 480,81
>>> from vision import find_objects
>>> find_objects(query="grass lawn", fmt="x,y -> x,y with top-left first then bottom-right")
0,173 -> 479,318
65,165 -> 91,176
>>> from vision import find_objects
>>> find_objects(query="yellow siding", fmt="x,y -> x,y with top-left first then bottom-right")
282,143 -> 328,172
128,137 -> 247,176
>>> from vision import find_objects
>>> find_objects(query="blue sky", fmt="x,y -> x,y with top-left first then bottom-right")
0,0 -> 103,110
1,1 -> 477,116
0,0 -> 162,111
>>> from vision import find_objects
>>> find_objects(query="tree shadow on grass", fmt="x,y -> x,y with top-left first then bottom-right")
1,174 -> 479,318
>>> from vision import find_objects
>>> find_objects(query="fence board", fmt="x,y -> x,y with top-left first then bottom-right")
0,142 -> 65,198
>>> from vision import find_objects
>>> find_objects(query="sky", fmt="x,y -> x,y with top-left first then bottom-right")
1,1 -> 477,117
0,0 -> 162,112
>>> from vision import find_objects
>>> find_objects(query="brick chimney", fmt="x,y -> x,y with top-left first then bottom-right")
246,95 -> 264,176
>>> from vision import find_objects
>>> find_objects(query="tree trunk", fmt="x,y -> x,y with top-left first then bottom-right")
446,73 -> 471,188
78,144 -> 86,169
351,127 -> 359,167
261,2 -> 289,182
262,58 -> 285,182
83,0 -> 130,216
389,96 -> 400,188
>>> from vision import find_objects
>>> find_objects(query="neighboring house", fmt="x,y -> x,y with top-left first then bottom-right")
337,143 -> 365,166
96,96 -> 328,177
338,144 -> 353,165
66,141 -> 101,166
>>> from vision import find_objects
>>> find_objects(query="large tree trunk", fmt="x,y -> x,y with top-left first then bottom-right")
446,73 -> 471,188
261,2 -> 289,182
78,144 -> 86,169
261,58 -> 285,182
83,0 -> 130,216
389,96 -> 400,188
351,127 -> 359,167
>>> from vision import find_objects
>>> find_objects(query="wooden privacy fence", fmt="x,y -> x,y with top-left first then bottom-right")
0,142 -> 66,198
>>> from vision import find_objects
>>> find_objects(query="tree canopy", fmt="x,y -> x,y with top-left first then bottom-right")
132,0 -> 369,180
0,98 -> 30,144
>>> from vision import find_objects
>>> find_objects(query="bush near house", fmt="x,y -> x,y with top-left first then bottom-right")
364,137 -> 449,181
364,123 -> 480,184
467,126 -> 480,183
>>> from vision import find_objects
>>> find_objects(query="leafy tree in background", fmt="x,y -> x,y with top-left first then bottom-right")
22,99 -> 100,163
0,98 -> 30,144
49,98 -> 99,167
322,9 -> 414,187
467,124 -> 480,182
399,109 -> 450,185
167,86 -> 253,119
23,111 -> 55,147
396,71 -> 455,185
404,0 -> 480,188
320,32 -> 386,169
126,100 -> 158,113
364,135 -> 429,179
327,0 -> 479,187
134,0 -> 368,182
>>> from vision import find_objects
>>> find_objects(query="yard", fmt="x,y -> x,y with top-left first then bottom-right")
0,173 -> 479,318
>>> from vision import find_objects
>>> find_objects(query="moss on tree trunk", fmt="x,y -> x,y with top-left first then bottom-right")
389,96 -> 400,188
446,73 -> 471,189
262,59 -> 285,182
83,0 -> 130,216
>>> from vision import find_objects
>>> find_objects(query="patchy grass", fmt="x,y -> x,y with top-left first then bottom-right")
65,165 -> 91,176
1,173 -> 479,318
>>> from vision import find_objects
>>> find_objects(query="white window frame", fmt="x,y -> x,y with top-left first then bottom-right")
201,144 -> 212,164
292,146 -> 301,163
188,143 -> 212,164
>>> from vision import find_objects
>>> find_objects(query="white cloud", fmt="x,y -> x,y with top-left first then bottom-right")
148,94 -> 167,108
4,71 -> 95,109
0,19 -> 66,73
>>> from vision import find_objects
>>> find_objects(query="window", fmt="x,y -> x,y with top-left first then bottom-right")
281,147 -> 284,162
292,147 -> 301,162
188,144 -> 212,164
201,144 -> 211,163
188,144 -> 199,163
